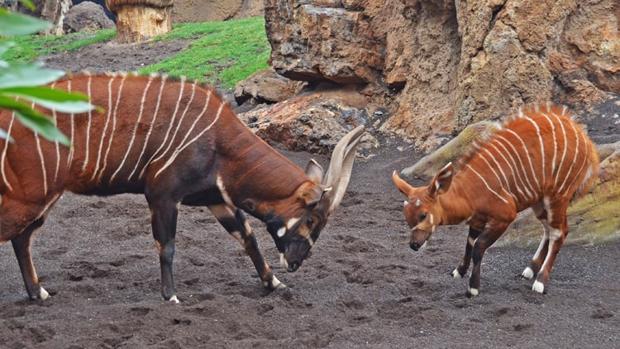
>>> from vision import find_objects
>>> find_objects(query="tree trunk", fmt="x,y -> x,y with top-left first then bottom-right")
41,0 -> 71,35
106,0 -> 173,43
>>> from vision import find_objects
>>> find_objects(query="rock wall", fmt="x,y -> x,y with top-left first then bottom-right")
264,0 -> 619,149
173,0 -> 263,22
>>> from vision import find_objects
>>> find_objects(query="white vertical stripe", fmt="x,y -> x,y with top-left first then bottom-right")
153,101 -> 223,178
523,115 -> 545,189
151,81 -> 196,164
98,74 -> 127,182
34,131 -> 48,196
492,137 -> 535,199
49,82 -> 61,182
66,80 -> 75,171
478,150 -> 517,201
557,120 -> 581,193
540,112 -> 557,174
81,74 -> 93,173
91,76 -> 117,181
488,141 -> 528,200
465,164 -> 509,204
549,111 -> 568,189
138,77 -> 186,178
110,75 -> 155,183
129,76 -> 168,180
562,129 -> 589,195
504,129 -> 541,195
1,113 -> 15,191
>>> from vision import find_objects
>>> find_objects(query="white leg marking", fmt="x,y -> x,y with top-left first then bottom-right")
151,81 -> 197,164
216,174 -> 235,207
128,76 -> 168,180
169,295 -> 180,303
279,253 -> 289,269
452,268 -> 463,279
98,74 -> 127,182
271,275 -> 286,289
39,287 -> 50,300
1,113 -> 15,191
468,287 -> 479,296
465,164 -> 509,204
140,77 -> 187,178
521,267 -> 534,280
91,76 -> 117,181
532,280 -> 544,294
153,101 -> 223,178
110,76 -> 155,183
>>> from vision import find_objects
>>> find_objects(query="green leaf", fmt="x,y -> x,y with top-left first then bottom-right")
0,63 -> 65,88
18,0 -> 36,11
0,128 -> 11,142
15,110 -> 69,145
0,86 -> 94,113
21,98 -> 93,114
0,86 -> 88,102
0,95 -> 69,145
0,10 -> 50,36
0,42 -> 15,57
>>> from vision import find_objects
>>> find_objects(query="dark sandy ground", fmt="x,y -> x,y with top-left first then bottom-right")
1,37 -> 619,349
0,144 -> 618,348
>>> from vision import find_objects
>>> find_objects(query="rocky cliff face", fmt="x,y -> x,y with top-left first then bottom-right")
264,0 -> 619,148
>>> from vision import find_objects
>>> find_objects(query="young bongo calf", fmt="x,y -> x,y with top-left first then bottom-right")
392,103 -> 599,297
0,72 -> 364,302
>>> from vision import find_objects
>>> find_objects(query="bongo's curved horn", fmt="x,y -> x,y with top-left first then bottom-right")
322,125 -> 365,213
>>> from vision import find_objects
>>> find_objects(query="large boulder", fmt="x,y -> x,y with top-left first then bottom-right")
63,1 -> 114,33
234,68 -> 307,106
238,90 -> 379,154
264,0 -> 619,149
172,0 -> 264,22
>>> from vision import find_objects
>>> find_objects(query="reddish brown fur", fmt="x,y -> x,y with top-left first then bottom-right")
0,72 -> 359,301
393,103 -> 599,296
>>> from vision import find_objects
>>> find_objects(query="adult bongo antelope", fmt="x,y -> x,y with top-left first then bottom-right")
0,72 -> 365,302
392,103 -> 599,297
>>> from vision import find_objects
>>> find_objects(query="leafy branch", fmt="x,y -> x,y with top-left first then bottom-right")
0,2 -> 94,145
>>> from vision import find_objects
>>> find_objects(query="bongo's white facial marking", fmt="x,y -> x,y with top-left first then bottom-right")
404,200 -> 409,207
277,227 -> 286,238
415,199 -> 421,207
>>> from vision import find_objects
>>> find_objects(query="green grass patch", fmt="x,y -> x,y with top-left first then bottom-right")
141,17 -> 271,89
3,29 -> 116,64
3,16 -> 271,89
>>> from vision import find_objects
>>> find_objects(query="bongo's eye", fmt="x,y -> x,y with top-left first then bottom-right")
418,213 -> 427,221
307,217 -> 314,226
